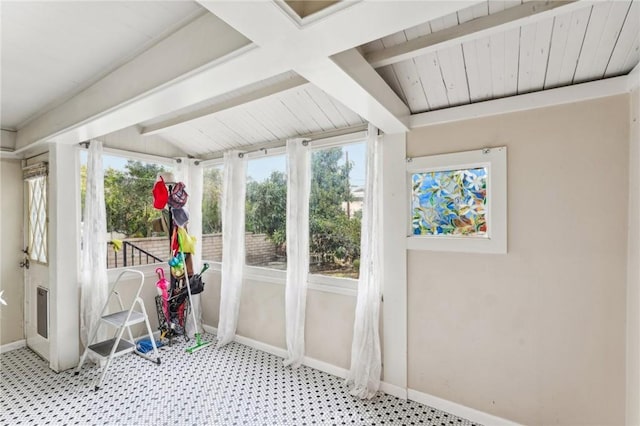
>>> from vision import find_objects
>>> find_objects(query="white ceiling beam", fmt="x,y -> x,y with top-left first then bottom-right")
14,13 -> 253,151
197,0 -> 469,133
366,0 -> 585,68
14,0 -> 480,151
410,74 -> 631,129
140,75 -> 308,136
296,50 -> 410,134
200,1 -> 478,58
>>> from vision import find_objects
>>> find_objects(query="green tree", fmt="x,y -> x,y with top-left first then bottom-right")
243,148 -> 361,273
103,161 -> 166,237
245,171 -> 287,248
202,167 -> 223,234
309,148 -> 360,268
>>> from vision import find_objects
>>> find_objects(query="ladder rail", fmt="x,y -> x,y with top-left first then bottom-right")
74,269 -> 160,390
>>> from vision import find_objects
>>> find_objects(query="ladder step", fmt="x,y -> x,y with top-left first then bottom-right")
101,310 -> 145,327
88,338 -> 135,358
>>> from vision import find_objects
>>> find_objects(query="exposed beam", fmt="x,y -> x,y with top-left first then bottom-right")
14,13 -> 253,150
410,75 -> 631,129
15,0 -> 476,151
141,75 -> 308,136
366,1 -> 584,68
199,0 -> 465,133
296,50 -> 410,134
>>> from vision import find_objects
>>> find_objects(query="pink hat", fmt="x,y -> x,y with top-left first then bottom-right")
152,176 -> 168,209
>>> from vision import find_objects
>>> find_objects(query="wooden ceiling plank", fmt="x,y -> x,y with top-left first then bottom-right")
436,45 -> 471,106
545,8 -> 586,89
574,1 -> 632,83
141,75 -> 308,135
501,27 -> 521,97
414,53 -> 451,110
366,1 -> 583,69
605,1 -> 640,76
382,32 -> 430,113
303,87 -> 350,129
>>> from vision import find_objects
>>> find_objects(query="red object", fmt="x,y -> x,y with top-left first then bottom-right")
152,176 -> 168,209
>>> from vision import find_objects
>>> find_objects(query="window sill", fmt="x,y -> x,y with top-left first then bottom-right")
202,260 -> 357,296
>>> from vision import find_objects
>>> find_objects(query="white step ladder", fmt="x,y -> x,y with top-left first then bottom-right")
74,269 -> 161,391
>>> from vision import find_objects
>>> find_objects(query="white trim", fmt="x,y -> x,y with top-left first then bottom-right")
102,146 -> 177,166
302,354 -> 349,379
380,381 -> 407,400
410,75 -> 631,129
628,63 -> 640,91
202,262 -> 358,296
307,281 -> 357,297
308,130 -> 368,151
1,339 -> 26,353
199,157 -> 224,168
407,389 -> 523,426
406,147 -> 507,254
78,144 -> 177,166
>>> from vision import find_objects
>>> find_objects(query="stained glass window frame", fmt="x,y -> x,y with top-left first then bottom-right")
406,147 -> 507,254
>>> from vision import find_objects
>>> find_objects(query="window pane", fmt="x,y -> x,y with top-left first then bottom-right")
411,167 -> 487,237
80,152 -> 171,269
245,155 -> 287,269
309,142 -> 365,279
202,165 -> 223,262
28,176 -> 47,263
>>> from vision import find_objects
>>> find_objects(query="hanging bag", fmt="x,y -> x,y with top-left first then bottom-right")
168,182 -> 188,208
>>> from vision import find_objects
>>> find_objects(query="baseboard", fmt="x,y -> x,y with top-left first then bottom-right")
202,324 -> 349,379
202,324 -> 407,401
380,381 -> 407,399
407,389 -> 522,426
1,339 -> 26,354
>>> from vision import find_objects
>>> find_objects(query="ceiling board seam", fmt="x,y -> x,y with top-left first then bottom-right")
603,1 -> 634,78
571,5 -> 594,85
460,44 -> 473,105
542,17 -> 557,92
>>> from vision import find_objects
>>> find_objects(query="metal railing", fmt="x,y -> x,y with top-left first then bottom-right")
108,241 -> 164,268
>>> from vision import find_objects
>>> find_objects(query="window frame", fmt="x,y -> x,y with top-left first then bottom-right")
78,146 -> 176,272
26,175 -> 49,265
406,147 -> 507,254
201,131 -> 367,295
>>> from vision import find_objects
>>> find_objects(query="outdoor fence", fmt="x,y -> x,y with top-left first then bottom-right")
106,233 -> 279,269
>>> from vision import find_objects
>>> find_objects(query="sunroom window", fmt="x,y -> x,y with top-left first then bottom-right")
245,154 -> 287,270
80,152 -> 172,268
309,141 -> 365,279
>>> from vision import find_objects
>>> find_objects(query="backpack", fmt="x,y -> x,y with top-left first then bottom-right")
168,182 -> 188,208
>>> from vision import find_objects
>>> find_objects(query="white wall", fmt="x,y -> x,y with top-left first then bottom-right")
406,94 -> 629,425
0,159 -> 24,346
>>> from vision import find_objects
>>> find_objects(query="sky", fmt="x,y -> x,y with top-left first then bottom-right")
247,142 -> 366,186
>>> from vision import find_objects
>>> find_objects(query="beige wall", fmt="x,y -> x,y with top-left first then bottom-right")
199,269 -> 355,369
628,86 -> 640,426
0,159 -> 24,346
407,95 -> 629,425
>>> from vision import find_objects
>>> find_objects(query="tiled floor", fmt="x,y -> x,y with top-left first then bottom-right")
1,334 -> 479,426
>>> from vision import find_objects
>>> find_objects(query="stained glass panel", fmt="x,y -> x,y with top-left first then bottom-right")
411,167 -> 487,237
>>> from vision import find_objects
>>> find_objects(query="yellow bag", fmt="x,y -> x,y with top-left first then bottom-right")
177,227 -> 196,254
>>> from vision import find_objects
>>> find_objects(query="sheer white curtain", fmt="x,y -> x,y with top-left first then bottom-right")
284,138 -> 311,368
80,140 -> 109,358
217,151 -> 247,347
178,159 -> 204,338
346,124 -> 383,398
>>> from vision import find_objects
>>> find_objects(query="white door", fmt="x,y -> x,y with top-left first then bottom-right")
22,163 -> 50,361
